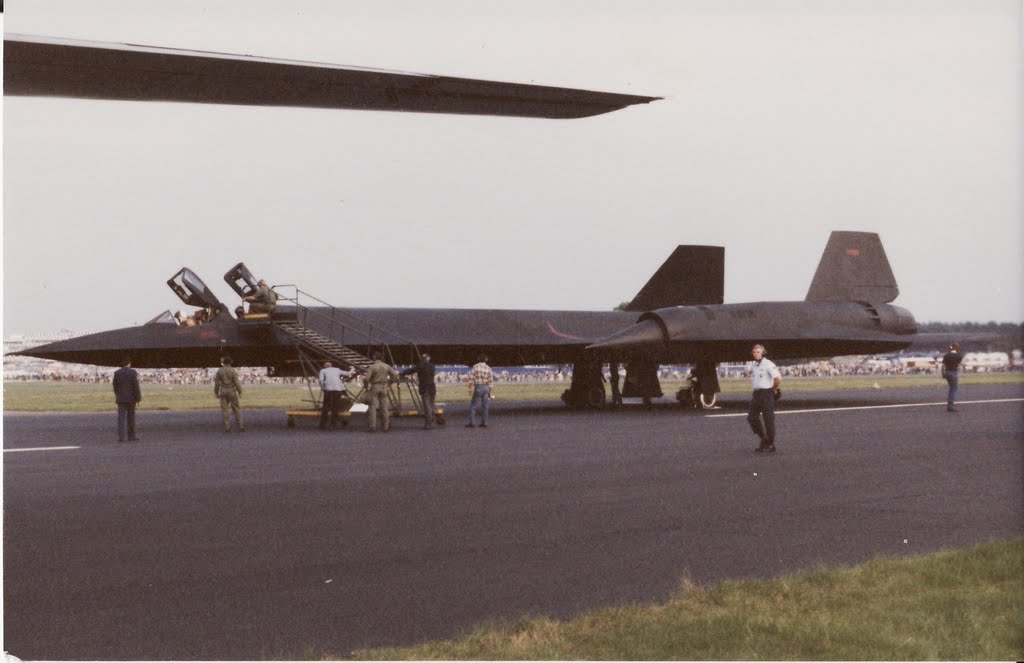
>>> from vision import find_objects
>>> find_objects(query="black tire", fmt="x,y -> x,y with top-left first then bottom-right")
676,387 -> 696,408
587,386 -> 606,408
698,392 -> 717,409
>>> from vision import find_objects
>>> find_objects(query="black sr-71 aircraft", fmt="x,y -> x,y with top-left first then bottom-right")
14,231 -> 919,408
8,36 -> 922,407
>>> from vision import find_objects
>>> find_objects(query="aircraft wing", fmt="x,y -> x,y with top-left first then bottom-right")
4,34 -> 660,119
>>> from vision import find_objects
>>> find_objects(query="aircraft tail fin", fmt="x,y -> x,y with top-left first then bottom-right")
805,231 -> 899,303
625,245 -> 724,311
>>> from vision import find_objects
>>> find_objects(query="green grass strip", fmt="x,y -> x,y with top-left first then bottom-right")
353,537 -> 1023,660
4,374 -> 1021,413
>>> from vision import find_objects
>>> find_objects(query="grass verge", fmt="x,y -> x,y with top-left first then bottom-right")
352,537 -> 1023,660
3,373 -> 1021,413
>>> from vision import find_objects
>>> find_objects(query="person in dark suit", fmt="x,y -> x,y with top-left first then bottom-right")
401,353 -> 438,429
113,356 -> 142,442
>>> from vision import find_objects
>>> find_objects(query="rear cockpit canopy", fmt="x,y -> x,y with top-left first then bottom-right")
223,262 -> 258,299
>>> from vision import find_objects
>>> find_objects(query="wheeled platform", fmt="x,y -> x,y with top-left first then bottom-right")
286,405 -> 447,428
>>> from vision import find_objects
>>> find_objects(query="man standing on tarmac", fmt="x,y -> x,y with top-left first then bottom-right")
401,353 -> 438,429
214,356 -> 245,433
113,356 -> 142,442
466,354 -> 494,428
319,360 -> 357,430
364,351 -> 398,433
942,341 -> 964,412
748,343 -> 782,453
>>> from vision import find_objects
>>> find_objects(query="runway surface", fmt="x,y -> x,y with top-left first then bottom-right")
4,383 -> 1023,660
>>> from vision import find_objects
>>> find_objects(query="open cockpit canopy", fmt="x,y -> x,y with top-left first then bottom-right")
166,268 -> 225,313
223,262 -> 259,299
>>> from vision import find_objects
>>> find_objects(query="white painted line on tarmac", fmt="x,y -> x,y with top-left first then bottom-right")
706,398 -> 1024,418
3,446 -> 81,453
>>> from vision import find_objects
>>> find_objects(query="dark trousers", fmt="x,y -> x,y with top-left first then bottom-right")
420,389 -> 437,428
747,389 -> 776,443
320,390 -> 343,428
117,402 -> 136,440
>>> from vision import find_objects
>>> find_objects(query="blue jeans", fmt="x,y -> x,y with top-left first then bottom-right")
945,371 -> 959,408
469,385 -> 490,425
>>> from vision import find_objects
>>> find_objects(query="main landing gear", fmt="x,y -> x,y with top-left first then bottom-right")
675,360 -> 720,409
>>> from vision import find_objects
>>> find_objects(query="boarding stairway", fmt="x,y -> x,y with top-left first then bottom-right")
273,319 -> 376,373
262,284 -> 435,425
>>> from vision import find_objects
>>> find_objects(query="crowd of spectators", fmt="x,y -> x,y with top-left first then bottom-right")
8,343 -> 1024,387
9,355 -> 1018,385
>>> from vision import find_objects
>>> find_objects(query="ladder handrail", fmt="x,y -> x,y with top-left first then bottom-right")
271,284 -> 420,363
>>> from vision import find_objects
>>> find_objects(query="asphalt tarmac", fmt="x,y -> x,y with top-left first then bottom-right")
4,383 -> 1023,660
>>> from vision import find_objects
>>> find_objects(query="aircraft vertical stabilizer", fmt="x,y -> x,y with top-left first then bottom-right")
805,231 -> 899,303
625,245 -> 724,311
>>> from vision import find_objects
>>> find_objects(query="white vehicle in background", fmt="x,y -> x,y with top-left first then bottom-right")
897,355 -> 937,372
962,352 -> 1010,372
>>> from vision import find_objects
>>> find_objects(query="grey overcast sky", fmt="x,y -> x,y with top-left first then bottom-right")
3,0 -> 1021,336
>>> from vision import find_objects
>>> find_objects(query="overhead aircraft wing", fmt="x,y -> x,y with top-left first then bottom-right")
4,34 -> 660,119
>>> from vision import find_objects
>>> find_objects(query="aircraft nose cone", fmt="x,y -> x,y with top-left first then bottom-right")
587,318 -> 667,353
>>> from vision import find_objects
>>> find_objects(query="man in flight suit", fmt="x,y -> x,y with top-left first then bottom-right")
363,351 -> 398,432
214,356 -> 245,433
747,343 -> 782,453
244,279 -> 278,314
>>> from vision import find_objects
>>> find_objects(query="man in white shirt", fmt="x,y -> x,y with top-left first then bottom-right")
319,360 -> 357,430
747,344 -> 782,453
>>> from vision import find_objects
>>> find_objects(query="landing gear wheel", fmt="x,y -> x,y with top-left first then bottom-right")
698,392 -> 717,409
586,386 -> 606,408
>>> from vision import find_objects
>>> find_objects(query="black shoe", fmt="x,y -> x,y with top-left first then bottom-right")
238,428 -> 245,433
465,423 -> 475,428
367,429 -> 376,433
480,423 -> 488,428
754,445 -> 766,453
947,406 -> 957,412
224,429 -> 232,433
118,437 -> 127,443
766,444 -> 777,453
